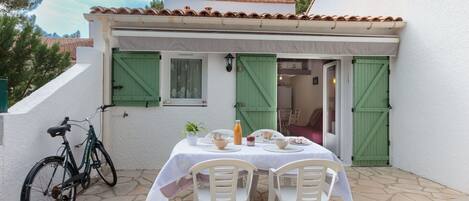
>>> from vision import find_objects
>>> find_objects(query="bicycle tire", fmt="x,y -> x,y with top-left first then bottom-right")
21,156 -> 77,201
92,141 -> 117,186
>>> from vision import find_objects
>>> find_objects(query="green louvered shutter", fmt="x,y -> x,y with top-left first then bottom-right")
352,57 -> 390,166
112,52 -> 160,107
236,54 -> 277,135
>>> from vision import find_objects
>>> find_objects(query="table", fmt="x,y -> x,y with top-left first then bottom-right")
146,138 -> 353,201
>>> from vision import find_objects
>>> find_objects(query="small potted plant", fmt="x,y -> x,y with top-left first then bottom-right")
183,121 -> 204,146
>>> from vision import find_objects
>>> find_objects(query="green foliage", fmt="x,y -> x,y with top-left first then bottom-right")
0,15 -> 71,106
0,0 -> 43,13
183,121 -> 205,136
146,0 -> 164,10
296,0 -> 312,14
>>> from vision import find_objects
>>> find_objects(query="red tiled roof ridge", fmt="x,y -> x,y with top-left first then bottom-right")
41,37 -> 93,60
89,6 -> 404,22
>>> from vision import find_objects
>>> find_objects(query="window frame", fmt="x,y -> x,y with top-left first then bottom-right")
161,53 -> 208,106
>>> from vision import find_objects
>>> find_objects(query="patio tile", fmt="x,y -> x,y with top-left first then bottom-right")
77,167 -> 469,201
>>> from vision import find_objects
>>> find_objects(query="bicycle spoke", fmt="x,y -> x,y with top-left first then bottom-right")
28,161 -> 74,201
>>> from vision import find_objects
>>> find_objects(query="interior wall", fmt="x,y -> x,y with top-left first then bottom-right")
291,60 -> 324,125
311,0 -> 469,193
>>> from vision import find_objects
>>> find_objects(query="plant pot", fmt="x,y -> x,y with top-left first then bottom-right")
187,135 -> 198,146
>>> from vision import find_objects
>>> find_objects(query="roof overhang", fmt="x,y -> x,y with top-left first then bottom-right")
85,14 -> 405,37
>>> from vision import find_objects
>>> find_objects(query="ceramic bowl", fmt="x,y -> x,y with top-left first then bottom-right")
213,138 -> 229,150
275,138 -> 289,149
262,131 -> 273,140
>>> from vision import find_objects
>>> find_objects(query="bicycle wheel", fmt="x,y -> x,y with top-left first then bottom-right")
21,156 -> 76,201
92,141 -> 117,186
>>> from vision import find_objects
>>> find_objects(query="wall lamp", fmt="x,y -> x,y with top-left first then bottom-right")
225,53 -> 234,72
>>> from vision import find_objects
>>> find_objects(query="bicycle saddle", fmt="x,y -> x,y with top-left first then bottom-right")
47,124 -> 71,137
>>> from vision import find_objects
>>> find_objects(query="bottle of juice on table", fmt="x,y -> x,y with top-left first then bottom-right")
233,120 -> 242,145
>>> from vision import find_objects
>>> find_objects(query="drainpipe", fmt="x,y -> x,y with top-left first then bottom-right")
102,19 -> 113,153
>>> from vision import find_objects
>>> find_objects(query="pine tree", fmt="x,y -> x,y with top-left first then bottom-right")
146,0 -> 164,10
0,15 -> 70,105
0,0 -> 43,13
296,0 -> 312,14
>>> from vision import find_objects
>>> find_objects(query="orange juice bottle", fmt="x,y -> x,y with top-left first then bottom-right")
233,120 -> 242,145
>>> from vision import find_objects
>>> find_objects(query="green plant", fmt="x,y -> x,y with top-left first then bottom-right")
145,0 -> 164,10
0,0 -> 43,13
183,121 -> 205,137
0,15 -> 70,106
296,0 -> 312,14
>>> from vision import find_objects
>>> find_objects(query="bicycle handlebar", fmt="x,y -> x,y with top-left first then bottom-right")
61,117 -> 70,125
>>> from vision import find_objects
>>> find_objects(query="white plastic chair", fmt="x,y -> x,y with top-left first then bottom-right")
288,109 -> 301,126
278,109 -> 292,134
250,129 -> 285,142
190,159 -> 257,201
268,159 -> 342,201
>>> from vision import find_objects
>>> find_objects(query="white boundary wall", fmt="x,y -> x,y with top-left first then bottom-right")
0,47 -> 103,200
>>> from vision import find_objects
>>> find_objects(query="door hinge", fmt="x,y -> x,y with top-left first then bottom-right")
388,69 -> 391,75
351,107 -> 355,112
351,156 -> 354,161
158,97 -> 161,102
388,140 -> 391,146
112,85 -> 123,90
159,55 -> 162,60
352,59 -> 356,64
388,104 -> 393,110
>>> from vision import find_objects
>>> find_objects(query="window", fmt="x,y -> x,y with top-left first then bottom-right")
162,53 -> 207,106
170,59 -> 202,99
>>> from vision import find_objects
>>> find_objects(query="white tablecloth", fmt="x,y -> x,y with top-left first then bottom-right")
146,139 -> 353,201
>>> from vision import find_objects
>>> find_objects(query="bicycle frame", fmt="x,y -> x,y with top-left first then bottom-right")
63,125 -> 98,174
54,124 -> 100,191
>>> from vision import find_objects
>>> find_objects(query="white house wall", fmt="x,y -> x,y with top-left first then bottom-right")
164,0 -> 295,14
311,0 -> 469,193
0,47 -> 103,200
109,53 -> 236,169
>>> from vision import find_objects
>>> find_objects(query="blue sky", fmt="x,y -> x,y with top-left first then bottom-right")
30,0 -> 150,37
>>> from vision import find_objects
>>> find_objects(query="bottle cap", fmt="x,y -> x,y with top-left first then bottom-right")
235,120 -> 240,123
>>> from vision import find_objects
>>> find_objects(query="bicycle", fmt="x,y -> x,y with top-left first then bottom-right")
20,105 -> 117,201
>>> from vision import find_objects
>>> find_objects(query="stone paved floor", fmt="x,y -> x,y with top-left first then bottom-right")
77,168 -> 469,201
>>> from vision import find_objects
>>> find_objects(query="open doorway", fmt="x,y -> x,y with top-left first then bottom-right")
277,58 -> 340,155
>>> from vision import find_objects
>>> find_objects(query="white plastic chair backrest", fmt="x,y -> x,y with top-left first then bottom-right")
190,159 -> 257,201
251,129 -> 284,140
288,109 -> 301,125
205,129 -> 234,140
272,159 -> 342,201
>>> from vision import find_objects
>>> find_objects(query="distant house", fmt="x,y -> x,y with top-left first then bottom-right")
164,0 -> 296,14
41,38 -> 93,62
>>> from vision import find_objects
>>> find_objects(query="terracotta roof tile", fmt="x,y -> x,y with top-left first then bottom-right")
41,38 -> 93,60
89,6 -> 404,22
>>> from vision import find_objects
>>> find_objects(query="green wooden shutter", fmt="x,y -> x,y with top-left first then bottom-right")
236,54 -> 277,135
112,52 -> 160,107
352,57 -> 390,166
